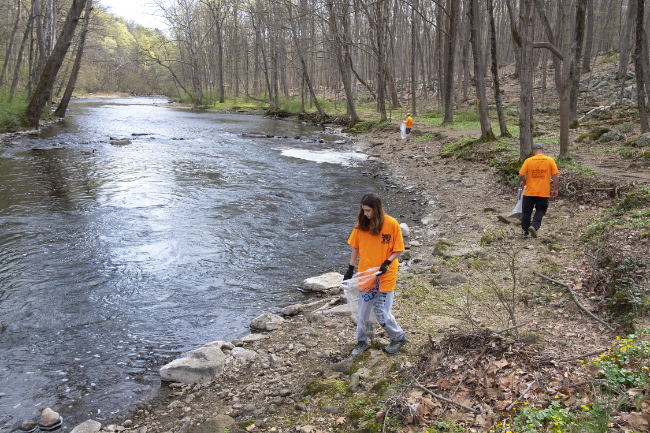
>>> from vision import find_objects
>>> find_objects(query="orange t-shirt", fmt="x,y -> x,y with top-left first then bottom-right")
519,154 -> 559,198
348,215 -> 405,292
405,117 -> 413,128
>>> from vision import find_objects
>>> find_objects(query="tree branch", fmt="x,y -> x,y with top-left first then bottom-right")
536,273 -> 614,331
532,42 -> 564,60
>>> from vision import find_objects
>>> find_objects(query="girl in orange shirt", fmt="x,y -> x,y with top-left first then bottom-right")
344,193 -> 407,356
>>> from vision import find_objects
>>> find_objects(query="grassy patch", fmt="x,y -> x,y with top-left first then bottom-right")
583,186 -> 650,240
0,95 -> 28,132
303,379 -> 349,398
416,132 -> 432,143
347,118 -> 398,133
440,137 -> 521,184
535,135 -> 560,146
600,53 -> 619,63
423,108 -> 518,135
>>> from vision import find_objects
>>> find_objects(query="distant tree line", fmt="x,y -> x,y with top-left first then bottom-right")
0,0 -> 648,158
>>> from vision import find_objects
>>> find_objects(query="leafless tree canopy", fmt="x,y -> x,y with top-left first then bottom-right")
0,0 -> 648,141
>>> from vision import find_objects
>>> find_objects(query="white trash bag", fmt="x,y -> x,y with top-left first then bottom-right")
400,121 -> 407,139
507,186 -> 526,219
341,267 -> 381,325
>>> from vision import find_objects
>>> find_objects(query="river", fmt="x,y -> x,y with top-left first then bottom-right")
0,98 -> 414,431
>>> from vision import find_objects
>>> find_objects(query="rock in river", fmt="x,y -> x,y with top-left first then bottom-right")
38,408 -> 61,429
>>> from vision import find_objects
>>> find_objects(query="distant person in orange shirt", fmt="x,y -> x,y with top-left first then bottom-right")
405,114 -> 413,141
343,192 -> 407,356
518,143 -> 559,238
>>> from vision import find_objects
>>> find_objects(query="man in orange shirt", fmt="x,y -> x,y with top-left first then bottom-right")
518,143 -> 559,238
405,114 -> 413,142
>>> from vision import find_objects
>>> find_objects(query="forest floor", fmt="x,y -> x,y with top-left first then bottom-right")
6,59 -> 650,433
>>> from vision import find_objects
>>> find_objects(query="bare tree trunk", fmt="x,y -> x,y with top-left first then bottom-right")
233,2 -> 239,97
559,0 -> 572,159
534,0 -> 562,99
569,0 -> 587,126
53,0 -> 92,118
213,7 -> 224,104
33,0 -> 48,82
462,0 -> 470,102
24,0 -> 87,128
26,19 -> 35,100
541,49 -> 547,106
618,0 -> 637,80
286,1 -> 325,117
442,0 -> 459,124
554,0 -> 563,95
436,1 -> 443,106
470,0 -> 496,140
488,0 -> 510,136
418,26 -> 427,99
635,0 -> 649,132
271,29 -> 279,110
410,0 -> 417,116
582,0 -> 594,72
8,10 -> 34,103
505,0 -> 521,79
364,0 -> 388,120
0,0 -> 21,85
642,29 -> 650,107
326,0 -> 357,122
518,0 -> 535,159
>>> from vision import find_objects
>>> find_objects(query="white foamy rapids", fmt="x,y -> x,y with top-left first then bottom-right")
280,148 -> 367,166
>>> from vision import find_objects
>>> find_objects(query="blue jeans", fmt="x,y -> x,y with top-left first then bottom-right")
521,196 -> 549,232
356,288 -> 404,342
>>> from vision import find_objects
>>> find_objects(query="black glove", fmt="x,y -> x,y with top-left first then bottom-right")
343,265 -> 355,281
378,259 -> 393,275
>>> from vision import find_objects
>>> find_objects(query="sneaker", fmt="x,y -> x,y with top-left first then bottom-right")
351,341 -> 370,357
385,336 -> 408,354
528,226 -> 538,238
522,229 -> 529,238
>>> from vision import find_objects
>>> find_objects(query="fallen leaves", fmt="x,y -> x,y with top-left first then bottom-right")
392,329 -> 597,429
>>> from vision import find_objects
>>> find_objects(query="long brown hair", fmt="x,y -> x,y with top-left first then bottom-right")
355,192 -> 385,235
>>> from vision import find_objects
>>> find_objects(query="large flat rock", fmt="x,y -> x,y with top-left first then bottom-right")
302,272 -> 343,292
160,346 -> 226,384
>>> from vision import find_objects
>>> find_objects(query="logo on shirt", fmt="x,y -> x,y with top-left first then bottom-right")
381,234 -> 391,244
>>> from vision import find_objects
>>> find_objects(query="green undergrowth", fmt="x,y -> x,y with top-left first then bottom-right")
583,185 -> 650,241
582,187 -> 650,331
0,96 -> 28,132
589,330 -> 650,392
600,53 -> 619,63
486,329 -> 650,433
511,401 -> 609,433
347,118 -> 398,133
422,107 -> 519,135
440,137 -> 521,184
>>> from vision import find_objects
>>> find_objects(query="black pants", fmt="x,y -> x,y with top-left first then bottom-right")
521,196 -> 549,232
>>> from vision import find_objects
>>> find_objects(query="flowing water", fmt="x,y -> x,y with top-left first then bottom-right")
0,98 -> 413,431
